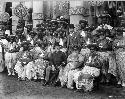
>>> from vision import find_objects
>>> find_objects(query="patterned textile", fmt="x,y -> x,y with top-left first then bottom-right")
5,52 -> 17,68
14,61 -> 25,79
25,61 -> 35,80
79,48 -> 91,63
73,66 -> 100,91
46,45 -> 55,53
67,32 -> 81,55
4,42 -> 18,75
67,52 -> 101,91
54,1 -> 69,18
97,52 -> 109,61
60,48 -> 67,53
97,51 -> 110,75
59,51 -> 79,86
15,51 -> 35,80
78,54 -> 85,63
108,52 -> 117,77
80,48 -> 90,56
115,49 -> 125,82
97,51 -> 117,76
67,69 -> 79,89
67,51 -> 79,62
114,37 -> 125,82
30,46 -> 45,59
34,59 -> 49,79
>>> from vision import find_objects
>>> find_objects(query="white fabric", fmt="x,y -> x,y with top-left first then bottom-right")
60,48 -> 67,53
31,40 -> 33,45
104,24 -> 113,30
14,61 -> 23,78
59,38 -> 63,46
5,30 -> 10,35
123,32 -> 125,37
106,37 -> 112,41
73,70 -> 94,91
81,66 -> 100,77
67,69 -> 79,89
88,56 -> 92,63
72,66 -> 100,91
0,39 -> 8,52
96,24 -> 113,30
25,61 -> 35,80
40,53 -> 44,58
27,35 -> 31,41
0,46 -> 2,53
34,47 -> 43,53
0,39 -> 8,45
10,44 -> 13,50
80,31 -> 86,37
18,39 -> 21,45
80,48 -> 90,56
46,45 -> 54,53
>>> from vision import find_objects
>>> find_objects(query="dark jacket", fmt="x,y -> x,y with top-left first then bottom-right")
49,51 -> 67,67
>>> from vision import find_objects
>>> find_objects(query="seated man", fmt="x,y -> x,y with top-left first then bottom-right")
32,42 -> 50,80
67,44 -> 101,92
15,41 -> 36,81
59,46 -> 80,87
43,42 -> 67,86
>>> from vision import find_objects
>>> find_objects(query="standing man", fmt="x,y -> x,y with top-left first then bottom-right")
0,34 -> 8,72
67,24 -> 80,55
5,35 -> 17,75
78,19 -> 89,48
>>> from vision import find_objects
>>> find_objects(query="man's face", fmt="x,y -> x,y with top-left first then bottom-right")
55,46 -> 60,51
10,39 -> 13,42
81,23 -> 86,28
90,49 -> 95,53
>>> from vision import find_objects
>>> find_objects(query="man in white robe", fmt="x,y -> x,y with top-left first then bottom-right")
0,36 -> 8,72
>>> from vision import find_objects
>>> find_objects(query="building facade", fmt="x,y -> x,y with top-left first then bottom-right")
0,0 -> 124,34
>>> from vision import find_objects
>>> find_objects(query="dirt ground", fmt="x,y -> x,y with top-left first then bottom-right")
0,72 -> 124,99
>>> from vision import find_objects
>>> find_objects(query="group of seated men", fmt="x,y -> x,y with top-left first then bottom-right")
7,37 -> 102,92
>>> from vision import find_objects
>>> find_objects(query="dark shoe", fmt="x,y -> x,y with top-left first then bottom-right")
74,89 -> 84,93
116,84 -> 123,88
105,82 -> 110,86
18,77 -> 22,81
43,81 -> 49,86
93,86 -> 99,91
53,81 -> 61,87
34,79 -> 38,82
61,85 -> 66,88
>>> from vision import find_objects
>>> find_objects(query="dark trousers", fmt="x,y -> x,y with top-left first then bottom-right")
45,66 -> 59,84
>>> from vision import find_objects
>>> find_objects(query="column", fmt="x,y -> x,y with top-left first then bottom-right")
24,1 -> 33,25
12,2 -> 20,34
69,1 -> 90,26
52,1 -> 57,19
0,2 -> 6,14
32,0 -> 43,28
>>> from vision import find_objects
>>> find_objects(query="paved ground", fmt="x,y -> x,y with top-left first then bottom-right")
0,72 -> 124,99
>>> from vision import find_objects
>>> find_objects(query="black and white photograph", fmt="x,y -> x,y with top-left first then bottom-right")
0,0 -> 125,99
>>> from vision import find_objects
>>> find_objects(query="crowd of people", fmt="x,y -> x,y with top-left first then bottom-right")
0,13 -> 125,92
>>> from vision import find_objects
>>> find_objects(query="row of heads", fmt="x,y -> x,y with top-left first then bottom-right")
20,41 -> 99,51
